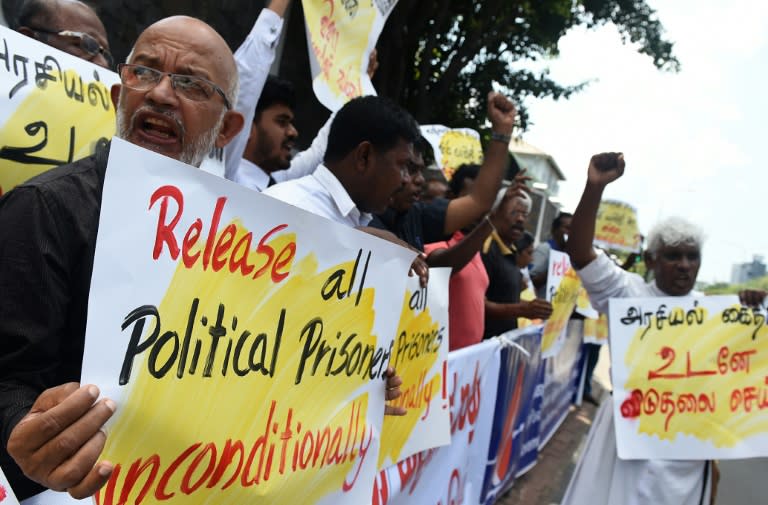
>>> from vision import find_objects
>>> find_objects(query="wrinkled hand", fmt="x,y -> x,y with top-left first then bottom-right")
384,367 -> 406,416
522,299 -> 553,320
587,152 -> 625,187
486,92 -> 516,136
739,289 -> 767,307
7,383 -> 116,499
409,252 -> 429,288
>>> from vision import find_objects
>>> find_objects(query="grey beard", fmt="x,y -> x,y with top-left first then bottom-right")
116,106 -> 225,168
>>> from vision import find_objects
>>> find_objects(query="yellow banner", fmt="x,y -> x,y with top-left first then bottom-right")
303,0 -> 397,111
0,26 -> 118,195
378,269 -> 451,468
594,199 -> 641,253
610,295 -> 768,459
421,125 -> 483,181
82,139 -> 418,504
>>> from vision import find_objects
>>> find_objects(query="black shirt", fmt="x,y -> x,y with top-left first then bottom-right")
0,144 -> 108,499
482,239 -> 522,339
370,198 -> 450,251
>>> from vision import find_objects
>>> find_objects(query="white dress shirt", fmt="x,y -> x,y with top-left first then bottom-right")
562,250 -> 710,505
262,164 -> 372,228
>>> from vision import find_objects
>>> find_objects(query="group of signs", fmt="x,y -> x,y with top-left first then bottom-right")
2,5 -> 768,504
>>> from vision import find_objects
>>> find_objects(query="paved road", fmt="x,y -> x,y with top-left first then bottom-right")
717,458 -> 768,505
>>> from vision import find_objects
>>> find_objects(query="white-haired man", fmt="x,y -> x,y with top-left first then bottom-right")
562,152 -> 711,505
482,189 -> 552,338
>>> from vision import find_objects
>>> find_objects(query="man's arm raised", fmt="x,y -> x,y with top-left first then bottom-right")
566,152 -> 625,269
442,92 -> 516,235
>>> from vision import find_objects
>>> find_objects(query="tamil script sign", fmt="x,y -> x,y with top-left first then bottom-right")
610,295 -> 768,459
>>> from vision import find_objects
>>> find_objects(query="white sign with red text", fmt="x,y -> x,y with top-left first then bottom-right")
373,340 -> 501,505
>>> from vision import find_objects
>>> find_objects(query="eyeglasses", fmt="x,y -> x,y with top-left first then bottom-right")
511,209 -> 530,219
31,28 -> 114,67
117,63 -> 232,110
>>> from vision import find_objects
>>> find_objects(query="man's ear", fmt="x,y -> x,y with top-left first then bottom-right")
17,26 -> 37,39
110,83 -> 121,111
352,141 -> 373,173
215,110 -> 245,148
643,250 -> 655,271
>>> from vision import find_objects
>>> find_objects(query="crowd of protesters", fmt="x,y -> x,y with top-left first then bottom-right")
0,1 -> 765,503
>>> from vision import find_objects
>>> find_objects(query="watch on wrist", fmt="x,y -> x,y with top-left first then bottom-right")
491,131 -> 511,144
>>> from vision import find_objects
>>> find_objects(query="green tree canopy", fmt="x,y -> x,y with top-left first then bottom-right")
374,0 -> 679,131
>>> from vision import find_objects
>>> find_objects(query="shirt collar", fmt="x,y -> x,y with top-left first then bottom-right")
313,164 -> 372,226
483,230 -> 516,255
234,158 -> 271,191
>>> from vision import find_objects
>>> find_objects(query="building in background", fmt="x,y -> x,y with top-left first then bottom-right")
508,139 -> 565,244
731,255 -> 766,284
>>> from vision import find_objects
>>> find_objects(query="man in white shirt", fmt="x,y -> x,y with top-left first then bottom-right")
562,152 -> 712,505
263,95 -> 419,227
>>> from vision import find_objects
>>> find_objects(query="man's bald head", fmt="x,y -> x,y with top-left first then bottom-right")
16,0 -> 111,68
130,16 -> 238,101
113,15 -> 243,167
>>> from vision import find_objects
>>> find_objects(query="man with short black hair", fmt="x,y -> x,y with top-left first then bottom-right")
531,211 -> 573,299
14,0 -> 112,68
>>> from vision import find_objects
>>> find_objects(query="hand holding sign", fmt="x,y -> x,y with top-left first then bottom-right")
487,92 -> 516,136
587,152 -> 625,186
6,383 -> 115,499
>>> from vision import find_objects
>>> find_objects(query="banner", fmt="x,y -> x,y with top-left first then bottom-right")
373,340 -> 501,505
583,313 -> 609,345
539,320 -> 584,447
420,125 -> 483,181
79,138 -> 417,504
379,268 -> 451,468
594,199 -> 641,253
541,251 -> 596,358
610,295 -> 768,460
0,466 -> 20,505
302,0 -> 397,111
0,26 -> 118,196
481,327 -> 544,504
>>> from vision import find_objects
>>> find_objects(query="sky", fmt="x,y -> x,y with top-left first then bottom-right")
519,0 -> 768,284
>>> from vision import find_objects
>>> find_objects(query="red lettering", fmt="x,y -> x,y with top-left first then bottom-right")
155,442 -> 201,500
181,443 -> 217,495
182,219 -> 203,268
212,224 -> 237,271
272,242 -> 296,283
229,232 -> 255,275
120,455 -> 160,504
206,439 -> 245,490
253,224 -> 288,279
150,185 -> 183,260
202,197 -> 227,270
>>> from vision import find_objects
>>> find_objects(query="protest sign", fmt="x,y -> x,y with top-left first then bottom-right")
594,199 -> 641,253
0,26 -> 118,195
539,321 -> 584,446
481,326 -> 544,503
79,138 -> 416,504
583,313 -> 609,345
542,251 -> 596,357
610,295 -> 768,459
420,125 -> 483,181
379,268 -> 451,469
0,466 -> 20,505
373,340 -> 501,505
302,0 -> 397,111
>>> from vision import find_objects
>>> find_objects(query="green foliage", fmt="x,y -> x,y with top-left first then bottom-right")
703,276 -> 768,295
375,0 -> 679,132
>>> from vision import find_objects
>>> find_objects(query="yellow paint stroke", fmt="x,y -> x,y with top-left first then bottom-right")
542,267 -> 581,354
621,303 -> 768,447
98,223 -> 385,504
439,130 -> 483,181
378,289 -> 442,468
303,0 -> 376,105
595,200 -> 640,250
518,287 -> 541,328
1,69 -> 114,194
